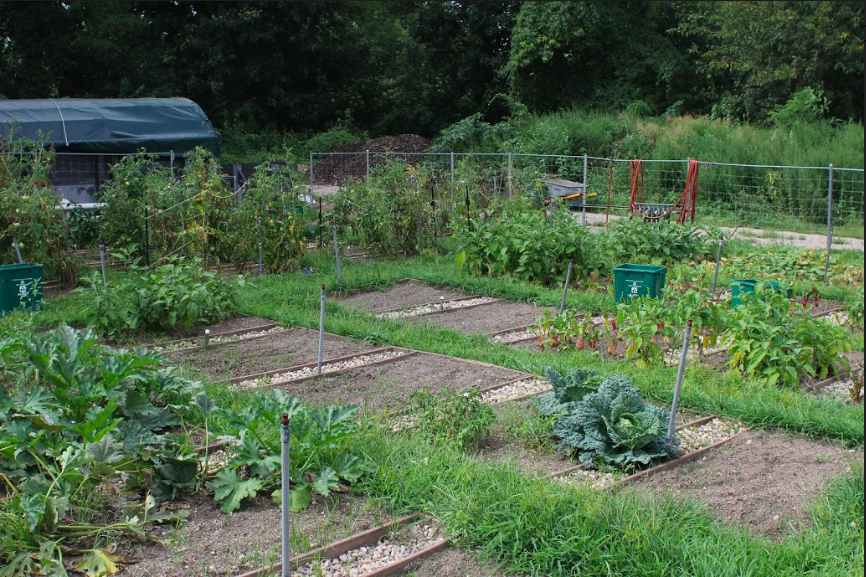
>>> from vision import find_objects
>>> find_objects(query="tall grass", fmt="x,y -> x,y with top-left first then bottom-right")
504,110 -> 864,169
355,429 -> 864,577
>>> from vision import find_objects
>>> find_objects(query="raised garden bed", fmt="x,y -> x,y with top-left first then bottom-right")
168,328 -> 379,381
407,301 -> 557,336
260,351 -> 529,412
335,280 -> 468,313
633,430 -> 864,539
123,493 -> 395,577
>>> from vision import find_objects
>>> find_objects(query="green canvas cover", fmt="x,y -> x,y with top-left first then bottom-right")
0,97 -> 219,155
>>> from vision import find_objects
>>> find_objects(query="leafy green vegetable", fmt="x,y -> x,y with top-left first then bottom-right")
534,367 -> 601,418
547,374 -> 679,469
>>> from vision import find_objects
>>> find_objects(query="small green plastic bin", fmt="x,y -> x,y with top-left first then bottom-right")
613,264 -> 668,302
0,263 -> 44,316
730,279 -> 792,307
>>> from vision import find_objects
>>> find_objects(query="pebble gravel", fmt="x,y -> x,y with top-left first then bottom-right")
677,417 -> 746,454
234,350 -> 408,389
376,297 -> 497,319
818,377 -> 863,404
556,469 -> 619,490
491,329 -> 535,344
292,523 -> 442,577
151,326 -> 287,353
481,378 -> 552,404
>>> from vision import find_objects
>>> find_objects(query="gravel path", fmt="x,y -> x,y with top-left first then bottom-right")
293,523 -> 442,577
152,326 -> 287,353
235,350 -> 408,388
377,297 -> 497,319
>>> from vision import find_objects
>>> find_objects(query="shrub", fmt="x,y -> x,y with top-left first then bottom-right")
405,388 -> 496,450
0,132 -> 82,286
726,286 -> 851,387
84,257 -> 242,339
333,159 -> 447,256
455,197 -> 596,285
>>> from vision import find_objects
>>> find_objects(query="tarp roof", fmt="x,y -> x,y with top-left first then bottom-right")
0,98 -> 219,155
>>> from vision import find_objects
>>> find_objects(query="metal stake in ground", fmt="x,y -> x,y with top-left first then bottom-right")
318,197 -> 323,249
144,206 -> 150,267
465,185 -> 471,231
99,241 -> 108,288
12,236 -> 23,264
666,319 -> 693,452
711,238 -> 724,294
280,411 -> 291,577
332,225 -> 342,286
257,216 -> 264,275
559,259 -> 574,313
824,164 -> 833,283
317,284 -> 326,376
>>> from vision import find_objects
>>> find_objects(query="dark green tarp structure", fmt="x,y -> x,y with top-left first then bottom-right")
0,98 -> 219,155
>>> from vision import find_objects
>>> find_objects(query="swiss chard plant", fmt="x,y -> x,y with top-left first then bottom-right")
542,372 -> 680,470
0,326 -> 201,576
204,389 -> 370,514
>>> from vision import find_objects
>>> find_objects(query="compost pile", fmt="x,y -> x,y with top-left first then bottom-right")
314,134 -> 431,184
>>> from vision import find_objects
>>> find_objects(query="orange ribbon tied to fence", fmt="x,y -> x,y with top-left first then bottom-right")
629,159 -> 699,223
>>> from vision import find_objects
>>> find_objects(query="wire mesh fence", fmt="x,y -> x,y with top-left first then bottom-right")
310,152 -> 864,238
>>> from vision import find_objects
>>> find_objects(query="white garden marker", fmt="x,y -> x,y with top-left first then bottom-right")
439,296 -> 445,311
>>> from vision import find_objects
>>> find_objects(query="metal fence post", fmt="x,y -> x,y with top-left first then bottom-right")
143,206 -> 150,267
365,150 -> 370,178
257,216 -> 264,275
824,164 -> 833,283
309,151 -> 314,192
332,226 -> 342,286
99,241 -> 108,287
12,236 -> 23,264
169,150 -> 175,179
508,152 -> 513,197
450,152 -> 455,184
582,154 -> 589,225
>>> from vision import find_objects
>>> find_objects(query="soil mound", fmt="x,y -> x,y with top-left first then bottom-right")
314,134 -> 431,184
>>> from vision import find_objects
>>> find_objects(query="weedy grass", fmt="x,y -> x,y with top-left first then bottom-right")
353,427 -> 864,577
19,249 -> 865,446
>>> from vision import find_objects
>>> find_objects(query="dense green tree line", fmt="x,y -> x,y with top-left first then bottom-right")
0,1 -> 862,138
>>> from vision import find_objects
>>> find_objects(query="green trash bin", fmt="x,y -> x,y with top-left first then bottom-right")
613,264 -> 668,302
0,263 -> 44,316
730,279 -> 792,307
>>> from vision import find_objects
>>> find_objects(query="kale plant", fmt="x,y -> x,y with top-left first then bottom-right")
545,374 -> 680,470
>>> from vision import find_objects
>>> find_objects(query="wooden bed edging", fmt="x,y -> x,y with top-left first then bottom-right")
148,322 -> 280,351
377,294 -> 487,315
233,515 -> 450,577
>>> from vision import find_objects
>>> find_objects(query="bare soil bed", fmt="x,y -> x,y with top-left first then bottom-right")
634,430 -> 863,539
124,493 -> 392,577
408,302 -> 556,336
169,328 -> 377,381
120,315 -> 277,348
398,548 -> 519,577
337,281 -> 468,314
277,353 -> 526,412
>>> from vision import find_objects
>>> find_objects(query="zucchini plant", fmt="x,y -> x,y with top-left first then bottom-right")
0,326 -> 201,576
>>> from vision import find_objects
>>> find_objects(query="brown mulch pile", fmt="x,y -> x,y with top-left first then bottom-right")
313,134 -> 431,184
